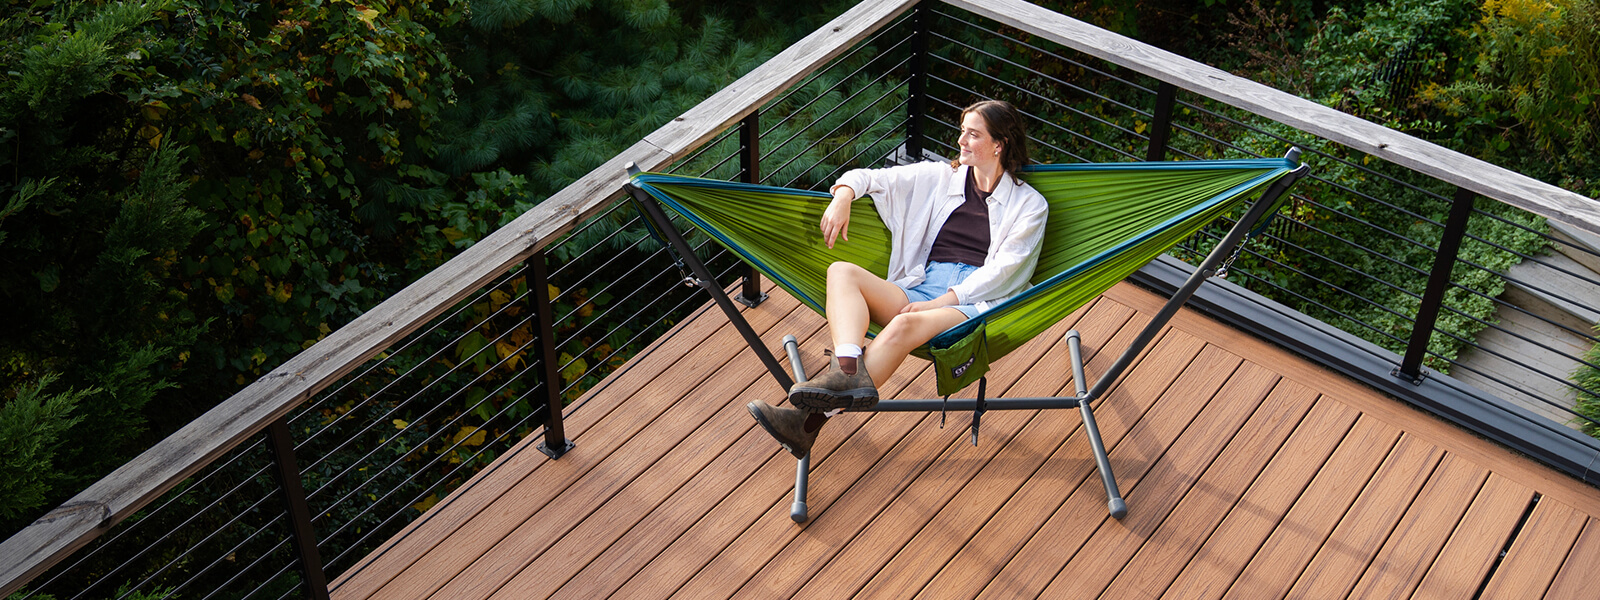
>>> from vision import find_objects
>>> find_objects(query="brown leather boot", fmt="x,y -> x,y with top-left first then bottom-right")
787,353 -> 877,411
747,401 -> 820,459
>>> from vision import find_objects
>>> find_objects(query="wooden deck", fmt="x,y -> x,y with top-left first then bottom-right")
329,281 -> 1600,599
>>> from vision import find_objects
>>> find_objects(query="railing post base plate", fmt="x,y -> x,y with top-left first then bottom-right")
1391,367 -> 1428,386
539,439 -> 576,460
735,291 -> 769,308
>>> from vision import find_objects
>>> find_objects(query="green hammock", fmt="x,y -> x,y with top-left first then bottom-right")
629,157 -> 1300,396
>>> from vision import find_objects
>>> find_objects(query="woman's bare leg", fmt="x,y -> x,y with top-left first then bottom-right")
864,308 -> 969,388
825,262 -> 908,350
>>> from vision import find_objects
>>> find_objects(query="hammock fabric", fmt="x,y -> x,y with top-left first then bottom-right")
629,157 -> 1299,396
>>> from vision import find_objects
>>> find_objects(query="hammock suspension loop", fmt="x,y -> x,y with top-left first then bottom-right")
627,193 -> 701,288
1213,232 -> 1251,279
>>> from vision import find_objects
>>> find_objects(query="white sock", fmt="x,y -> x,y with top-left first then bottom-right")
835,343 -> 862,358
824,409 -> 843,417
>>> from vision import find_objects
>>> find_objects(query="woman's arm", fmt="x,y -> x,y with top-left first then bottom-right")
899,290 -> 960,314
831,162 -> 948,243
820,185 -> 856,248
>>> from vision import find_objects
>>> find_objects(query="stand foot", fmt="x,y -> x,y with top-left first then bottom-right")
792,453 -> 810,524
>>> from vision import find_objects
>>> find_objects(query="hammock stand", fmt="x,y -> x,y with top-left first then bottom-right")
621,151 -> 1309,524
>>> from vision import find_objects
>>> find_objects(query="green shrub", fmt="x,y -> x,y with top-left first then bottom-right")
1572,333 -> 1600,436
0,374 -> 89,523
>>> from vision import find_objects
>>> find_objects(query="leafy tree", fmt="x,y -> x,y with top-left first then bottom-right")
0,0 -> 475,535
0,0 -> 209,529
1424,0 -> 1599,188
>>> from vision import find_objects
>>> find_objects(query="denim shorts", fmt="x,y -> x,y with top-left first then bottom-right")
898,261 -> 982,319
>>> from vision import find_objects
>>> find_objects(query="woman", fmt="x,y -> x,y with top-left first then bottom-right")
748,100 -> 1049,459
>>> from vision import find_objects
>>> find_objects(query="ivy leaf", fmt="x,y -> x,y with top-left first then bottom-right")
412,494 -> 439,513
558,352 -> 587,383
449,425 -> 487,447
353,7 -> 380,28
456,331 -> 489,362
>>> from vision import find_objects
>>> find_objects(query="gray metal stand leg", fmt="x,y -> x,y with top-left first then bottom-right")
792,455 -> 810,523
782,335 -> 811,523
1068,330 -> 1127,519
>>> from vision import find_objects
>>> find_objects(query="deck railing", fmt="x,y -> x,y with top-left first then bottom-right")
3,0 -> 1598,597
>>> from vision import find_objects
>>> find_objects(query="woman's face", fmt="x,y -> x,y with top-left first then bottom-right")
957,111 -> 1001,170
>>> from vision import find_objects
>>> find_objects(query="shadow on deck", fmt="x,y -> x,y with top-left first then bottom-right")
330,282 -> 1600,599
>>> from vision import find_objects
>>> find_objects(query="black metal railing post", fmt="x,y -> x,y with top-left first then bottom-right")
265,418 -> 330,600
531,250 -> 575,458
905,1 -> 928,162
737,112 -> 768,308
1395,187 -> 1477,384
1145,82 -> 1177,162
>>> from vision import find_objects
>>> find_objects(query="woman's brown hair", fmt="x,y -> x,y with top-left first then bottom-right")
950,99 -> 1030,180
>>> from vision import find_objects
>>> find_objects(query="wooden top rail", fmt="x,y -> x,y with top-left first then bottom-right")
945,0 -> 1600,236
0,0 -> 918,594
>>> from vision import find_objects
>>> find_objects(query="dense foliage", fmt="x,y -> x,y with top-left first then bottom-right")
0,0 -> 864,536
0,0 -> 875,595
1209,0 -> 1558,373
0,0 -> 474,542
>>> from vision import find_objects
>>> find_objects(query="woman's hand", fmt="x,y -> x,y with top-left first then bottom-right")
821,186 -> 855,249
899,290 -> 959,314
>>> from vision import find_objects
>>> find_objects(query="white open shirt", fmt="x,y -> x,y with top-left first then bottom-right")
832,161 -> 1048,313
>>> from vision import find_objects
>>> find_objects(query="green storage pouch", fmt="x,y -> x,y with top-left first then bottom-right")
930,321 -> 989,397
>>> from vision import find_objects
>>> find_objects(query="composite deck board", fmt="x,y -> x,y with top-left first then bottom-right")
1038,361 -> 1294,599
720,306 -> 1085,600
1283,433 -> 1447,598
607,338 -> 940,600
329,279 -> 778,599
970,344 -> 1249,599
1128,396 -> 1359,600
372,286 -> 802,600
1342,455 -> 1488,600
1089,378 -> 1322,600
485,309 -> 832,598
429,300 -> 818,600
783,299 -> 1121,599
333,282 -> 1600,600
916,330 -> 1211,600
1218,417 -> 1404,599
1543,517 -> 1600,600
1409,473 -> 1536,600
1478,496 -> 1588,599
335,280 -> 790,599
842,303 -> 1143,599
540,322 -> 841,600
687,293 -> 1099,600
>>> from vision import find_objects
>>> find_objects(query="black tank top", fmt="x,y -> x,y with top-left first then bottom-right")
927,168 -> 992,266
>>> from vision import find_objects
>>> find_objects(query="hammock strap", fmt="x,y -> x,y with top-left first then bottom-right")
1213,231 -> 1251,279
628,195 -> 697,288
1217,183 -> 1295,279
